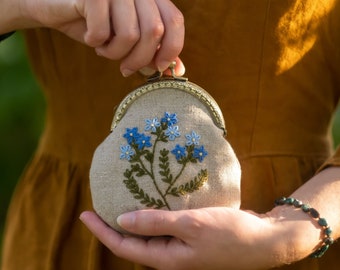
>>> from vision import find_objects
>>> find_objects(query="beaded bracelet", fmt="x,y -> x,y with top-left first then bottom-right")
274,197 -> 334,258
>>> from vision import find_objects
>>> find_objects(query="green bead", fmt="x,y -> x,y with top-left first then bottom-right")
325,237 -> 334,245
275,197 -> 286,206
286,197 -> 295,205
310,245 -> 329,258
325,227 -> 332,236
301,204 -> 310,212
293,199 -> 303,208
309,208 -> 320,219
318,218 -> 328,227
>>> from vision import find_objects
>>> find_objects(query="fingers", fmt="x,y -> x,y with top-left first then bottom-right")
95,0 -> 140,62
119,0 -> 165,76
94,0 -> 184,76
117,209 -> 202,240
83,0 -> 111,47
153,0 -> 185,71
74,0 -> 184,76
79,211 -> 125,249
35,0 -> 184,75
79,211 -> 189,268
163,57 -> 186,76
174,57 -> 186,76
139,57 -> 186,77
79,211 -> 147,262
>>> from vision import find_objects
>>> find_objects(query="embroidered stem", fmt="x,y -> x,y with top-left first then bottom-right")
137,155 -> 153,178
165,161 -> 188,196
150,129 -> 171,209
134,146 -> 171,210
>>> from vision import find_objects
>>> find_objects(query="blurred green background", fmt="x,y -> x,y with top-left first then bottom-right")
0,32 -> 340,256
0,32 -> 46,254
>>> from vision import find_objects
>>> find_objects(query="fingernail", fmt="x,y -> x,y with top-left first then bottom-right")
121,69 -> 134,77
157,61 -> 170,72
117,213 -> 135,229
178,62 -> 186,77
79,211 -> 89,223
139,67 -> 156,76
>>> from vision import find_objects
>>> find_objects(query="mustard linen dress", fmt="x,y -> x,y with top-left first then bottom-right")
2,0 -> 340,269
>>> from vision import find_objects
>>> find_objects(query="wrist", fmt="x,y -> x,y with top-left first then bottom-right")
267,202 -> 325,264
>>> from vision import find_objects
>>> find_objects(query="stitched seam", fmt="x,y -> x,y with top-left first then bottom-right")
249,0 -> 272,153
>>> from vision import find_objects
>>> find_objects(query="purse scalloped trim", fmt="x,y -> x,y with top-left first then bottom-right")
111,79 -> 226,136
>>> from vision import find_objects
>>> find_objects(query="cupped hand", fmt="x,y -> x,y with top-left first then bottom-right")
22,0 -> 185,76
80,207 -> 287,270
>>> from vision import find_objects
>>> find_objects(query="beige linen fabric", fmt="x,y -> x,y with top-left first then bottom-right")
90,79 -> 241,233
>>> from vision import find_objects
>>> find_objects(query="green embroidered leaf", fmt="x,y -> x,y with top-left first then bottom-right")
159,148 -> 169,158
170,169 -> 208,196
129,155 -> 140,163
130,164 -> 146,177
123,176 -> 166,209
189,158 -> 198,163
144,151 -> 154,162
170,187 -> 180,197
151,126 -> 168,143
159,148 -> 173,183
177,158 -> 187,165
123,168 -> 133,178
159,135 -> 168,143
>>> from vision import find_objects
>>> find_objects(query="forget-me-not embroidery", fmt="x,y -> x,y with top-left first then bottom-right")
119,112 -> 208,209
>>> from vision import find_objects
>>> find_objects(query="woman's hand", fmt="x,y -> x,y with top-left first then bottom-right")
1,0 -> 185,76
80,168 -> 340,269
80,207 -> 294,270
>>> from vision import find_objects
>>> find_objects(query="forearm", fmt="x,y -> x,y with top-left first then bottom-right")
0,0 -> 42,34
269,166 -> 340,263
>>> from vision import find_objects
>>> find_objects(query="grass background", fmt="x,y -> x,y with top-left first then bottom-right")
1,32 -> 340,256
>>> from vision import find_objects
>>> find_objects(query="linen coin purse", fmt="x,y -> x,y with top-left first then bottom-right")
90,66 -> 241,233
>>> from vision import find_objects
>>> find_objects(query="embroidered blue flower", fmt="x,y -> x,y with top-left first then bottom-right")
145,117 -> 161,132
161,112 -> 178,126
136,134 -> 152,150
165,125 -> 180,141
123,127 -> 140,144
171,144 -> 187,160
120,145 -> 135,160
193,145 -> 208,162
185,131 -> 201,146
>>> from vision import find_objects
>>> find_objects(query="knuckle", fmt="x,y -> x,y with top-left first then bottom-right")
147,20 -> 165,41
120,27 -> 140,45
85,29 -> 110,47
180,212 -> 203,238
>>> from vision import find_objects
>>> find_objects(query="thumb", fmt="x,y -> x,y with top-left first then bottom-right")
139,57 -> 186,77
117,209 -> 189,237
